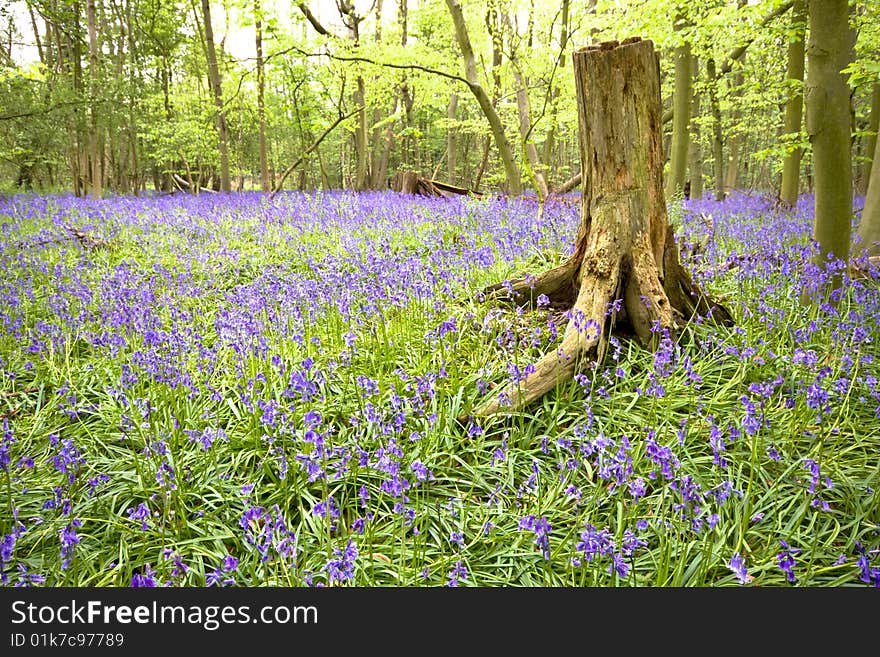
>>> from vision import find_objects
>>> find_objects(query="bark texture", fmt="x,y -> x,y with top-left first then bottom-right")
470,38 -> 732,419
806,0 -> 853,283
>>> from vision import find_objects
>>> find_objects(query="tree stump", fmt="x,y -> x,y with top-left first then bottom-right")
470,38 -> 733,418
394,170 -> 424,195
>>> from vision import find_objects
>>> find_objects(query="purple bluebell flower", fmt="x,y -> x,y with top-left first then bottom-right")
446,560 -> 467,587
131,565 -> 158,587
59,519 -> 82,570
776,540 -> 799,583
728,552 -> 752,585
325,539 -> 358,585
127,503 -> 151,531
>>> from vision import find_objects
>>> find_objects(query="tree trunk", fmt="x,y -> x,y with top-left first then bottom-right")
706,58 -> 725,201
126,0 -> 140,195
447,93 -> 458,184
724,78 -> 743,194
857,122 -> 880,257
353,75 -> 369,190
504,12 -> 548,201
374,97 -> 397,190
806,0 -> 853,290
397,0 -> 413,169
541,0 -> 573,179
446,0 -> 522,195
468,38 -> 733,419
860,82 -> 880,196
779,0 -> 807,208
86,0 -> 102,198
723,0 -> 748,195
201,0 -> 231,192
256,0 -> 270,192
687,56 -> 703,200
666,26 -> 692,200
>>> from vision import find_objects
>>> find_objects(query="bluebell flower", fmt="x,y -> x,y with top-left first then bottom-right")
728,552 -> 752,585
776,540 -> 799,583
325,539 -> 358,585
59,519 -> 81,570
127,502 -> 151,530
446,560 -> 467,587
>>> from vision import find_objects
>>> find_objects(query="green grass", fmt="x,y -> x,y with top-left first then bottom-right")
0,191 -> 878,588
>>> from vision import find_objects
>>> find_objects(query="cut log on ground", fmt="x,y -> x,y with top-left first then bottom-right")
171,173 -> 216,195
468,37 -> 734,419
393,170 -> 482,198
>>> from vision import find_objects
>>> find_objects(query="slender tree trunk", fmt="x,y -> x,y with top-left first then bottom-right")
397,0 -> 414,168
706,58 -> 725,201
201,0 -> 231,192
541,0 -> 572,178
367,0 -> 386,189
666,22 -> 692,200
503,6 -> 548,200
75,20 -> 87,197
256,0 -> 269,191
687,56 -> 703,200
806,0 -> 853,291
27,3 -> 44,67
503,9 -> 548,200
860,83 -> 880,195
446,0 -> 522,195
858,128 -> 880,256
510,61 -> 548,199
473,138 -> 491,191
447,93 -> 458,184
86,0 -> 102,198
353,75 -> 369,190
467,38 -> 732,419
723,0 -> 748,194
724,82 -> 743,193
779,0 -> 807,208
125,0 -> 140,194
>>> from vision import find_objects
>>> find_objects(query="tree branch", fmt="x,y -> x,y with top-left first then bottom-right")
269,106 -> 363,197
662,0 -> 794,125
720,0 -> 794,75
294,1 -> 339,39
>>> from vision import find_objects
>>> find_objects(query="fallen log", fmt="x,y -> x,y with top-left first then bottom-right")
393,170 -> 482,198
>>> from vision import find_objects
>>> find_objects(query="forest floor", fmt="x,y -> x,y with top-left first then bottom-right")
0,189 -> 878,587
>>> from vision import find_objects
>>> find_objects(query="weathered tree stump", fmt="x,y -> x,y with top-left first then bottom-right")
470,37 -> 733,418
